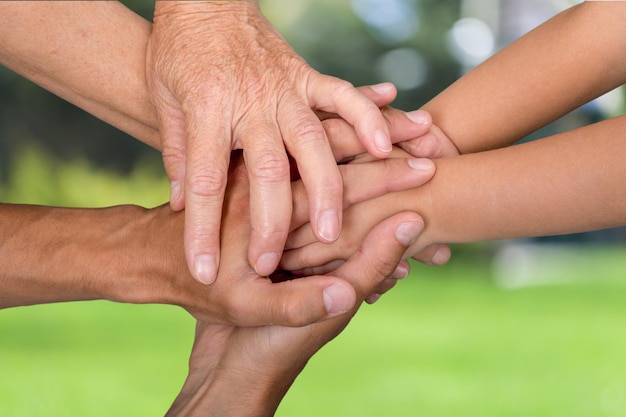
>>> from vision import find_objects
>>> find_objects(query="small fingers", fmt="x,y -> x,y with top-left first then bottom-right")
412,244 -> 452,266
323,108 -> 432,163
365,260 -> 410,305
288,158 -> 435,245
365,279 -> 398,305
398,124 -> 461,159
333,212 -> 424,299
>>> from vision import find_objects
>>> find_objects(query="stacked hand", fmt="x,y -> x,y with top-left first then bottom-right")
163,104 -> 459,415
165,153 -> 428,417
148,1 -> 403,284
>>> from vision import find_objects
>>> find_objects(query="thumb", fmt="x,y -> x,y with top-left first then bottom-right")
333,212 -> 424,300
229,276 -> 357,327
357,82 -> 398,107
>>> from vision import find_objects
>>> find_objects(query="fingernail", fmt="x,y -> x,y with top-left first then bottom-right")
318,209 -> 340,242
370,82 -> 394,95
170,181 -> 181,202
395,221 -> 423,246
255,252 -> 281,277
408,158 -> 434,171
393,264 -> 410,279
405,110 -> 430,125
374,130 -> 392,154
194,254 -> 217,285
432,247 -> 450,265
323,284 -> 354,315
366,293 -> 382,304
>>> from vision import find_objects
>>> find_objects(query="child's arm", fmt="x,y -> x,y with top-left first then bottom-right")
421,1 -> 626,154
282,115 -> 626,271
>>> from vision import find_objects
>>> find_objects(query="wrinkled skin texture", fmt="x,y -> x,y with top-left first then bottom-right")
147,1 -> 395,284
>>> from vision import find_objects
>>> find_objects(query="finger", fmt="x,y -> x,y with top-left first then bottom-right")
184,107 -> 232,285
226,275 -> 357,327
398,124 -> 461,159
393,260 -> 411,279
288,158 -> 436,245
332,212 -> 423,299
357,82 -> 398,107
323,108 -> 432,163
240,122 -> 292,277
287,260 -> 346,277
308,73 -> 392,158
279,100 -> 343,244
365,278 -> 398,305
412,244 -> 452,266
367,260 -> 410,304
153,89 -> 188,211
314,82 -> 397,121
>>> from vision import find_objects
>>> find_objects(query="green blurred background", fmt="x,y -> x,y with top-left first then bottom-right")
1,0 -> 625,416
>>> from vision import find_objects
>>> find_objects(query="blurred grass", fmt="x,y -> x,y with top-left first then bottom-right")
1,147 -> 626,416
1,251 -> 625,417
279,250 -> 626,417
1,146 -> 169,208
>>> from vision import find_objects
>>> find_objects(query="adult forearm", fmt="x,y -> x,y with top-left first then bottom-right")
422,2 -> 626,153
0,203 -> 176,309
0,1 -> 159,148
419,116 -> 626,245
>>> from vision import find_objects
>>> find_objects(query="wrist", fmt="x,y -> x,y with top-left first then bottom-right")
154,1 -> 259,19
0,204 -> 163,308
70,204 -> 163,305
104,204 -> 192,308
169,363 -> 298,417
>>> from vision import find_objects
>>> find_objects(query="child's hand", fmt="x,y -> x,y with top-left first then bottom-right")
281,158 -> 441,275
281,91 -> 457,292
321,83 -> 460,161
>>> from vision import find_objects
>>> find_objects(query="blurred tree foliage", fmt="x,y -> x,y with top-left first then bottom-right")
0,0 -> 461,185
0,0 -> 155,184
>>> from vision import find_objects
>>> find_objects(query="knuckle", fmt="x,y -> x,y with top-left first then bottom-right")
251,223 -> 286,245
248,152 -> 290,182
358,248 -> 398,287
330,78 -> 356,97
291,120 -> 326,147
322,118 -> 345,141
186,169 -> 226,198
221,291 -> 255,326
278,296 -> 314,327
314,175 -> 343,200
162,145 -> 185,167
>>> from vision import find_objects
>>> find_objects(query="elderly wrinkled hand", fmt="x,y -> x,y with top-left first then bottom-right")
147,1 -> 394,285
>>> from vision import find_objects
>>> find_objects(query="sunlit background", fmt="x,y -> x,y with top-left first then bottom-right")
0,0 -> 625,416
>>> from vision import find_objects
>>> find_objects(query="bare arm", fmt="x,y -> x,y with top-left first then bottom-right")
0,203 -> 153,308
282,115 -> 626,270
0,1 -> 159,147
422,116 -> 626,244
421,1 -> 626,153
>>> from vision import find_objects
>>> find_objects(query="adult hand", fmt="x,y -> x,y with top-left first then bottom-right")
144,152 -> 436,327
166,210 -> 423,417
147,1 -> 393,284
319,83 -> 460,161
282,97 -> 459,276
